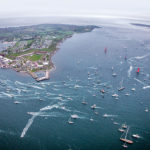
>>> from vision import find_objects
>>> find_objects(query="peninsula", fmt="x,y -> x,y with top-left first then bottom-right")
0,24 -> 98,81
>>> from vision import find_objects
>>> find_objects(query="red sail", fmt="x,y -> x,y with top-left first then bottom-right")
136,68 -> 140,73
104,47 -> 107,53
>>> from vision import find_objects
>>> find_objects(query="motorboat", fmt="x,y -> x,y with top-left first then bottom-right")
91,104 -> 96,109
14,101 -> 21,104
132,134 -> 140,138
71,114 -> 79,119
112,73 -> 117,77
145,108 -> 149,112
131,88 -> 136,91
103,113 -> 109,118
112,94 -> 119,97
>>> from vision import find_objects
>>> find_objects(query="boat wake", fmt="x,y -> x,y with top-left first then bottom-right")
134,78 -> 146,85
143,86 -> 150,89
134,53 -> 150,60
128,65 -> 133,77
20,113 -> 38,138
21,102 -> 65,138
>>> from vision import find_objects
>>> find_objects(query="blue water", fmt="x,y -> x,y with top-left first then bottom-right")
0,25 -> 150,150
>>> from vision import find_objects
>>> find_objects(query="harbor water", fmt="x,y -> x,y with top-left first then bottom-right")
0,23 -> 150,150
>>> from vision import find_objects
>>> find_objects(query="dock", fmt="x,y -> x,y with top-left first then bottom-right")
36,70 -> 50,82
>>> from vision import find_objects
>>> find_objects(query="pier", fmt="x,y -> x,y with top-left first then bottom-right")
36,70 -> 50,82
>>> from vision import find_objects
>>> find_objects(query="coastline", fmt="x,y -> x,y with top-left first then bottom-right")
0,24 -> 98,81
0,36 -> 70,82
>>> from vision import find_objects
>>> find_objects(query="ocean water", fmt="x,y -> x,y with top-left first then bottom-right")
0,24 -> 150,150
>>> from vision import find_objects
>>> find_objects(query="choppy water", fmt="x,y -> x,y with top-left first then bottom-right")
0,24 -> 150,150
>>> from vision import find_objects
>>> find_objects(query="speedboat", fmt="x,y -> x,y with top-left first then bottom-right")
131,88 -> 136,91
90,118 -> 94,121
14,101 -> 21,104
71,114 -> 79,119
103,114 -> 109,118
91,104 -> 96,109
68,121 -> 74,124
125,93 -> 130,96
112,73 -> 117,77
132,134 -> 140,138
145,108 -> 149,112
81,101 -> 87,105
112,94 -> 119,97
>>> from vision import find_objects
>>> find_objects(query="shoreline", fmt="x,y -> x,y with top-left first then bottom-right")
0,36 -> 70,82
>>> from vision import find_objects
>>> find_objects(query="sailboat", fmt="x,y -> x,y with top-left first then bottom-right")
104,47 -> 107,54
136,68 -> 140,74
120,127 -> 133,144
68,117 -> 74,124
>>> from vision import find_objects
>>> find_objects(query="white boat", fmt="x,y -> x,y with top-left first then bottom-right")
125,93 -> 130,96
74,84 -> 80,89
122,123 -> 127,129
132,134 -> 140,138
81,101 -> 87,105
122,143 -> 128,148
68,117 -> 74,124
67,97 -> 73,100
118,128 -> 125,133
91,104 -> 96,109
112,94 -> 119,97
90,118 -> 94,121
112,73 -> 117,77
71,114 -> 79,119
131,88 -> 136,91
113,121 -> 119,125
145,108 -> 149,112
103,114 -> 109,118
14,101 -> 21,104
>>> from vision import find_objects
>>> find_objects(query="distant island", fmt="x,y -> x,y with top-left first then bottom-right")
131,23 -> 150,28
0,24 -> 99,81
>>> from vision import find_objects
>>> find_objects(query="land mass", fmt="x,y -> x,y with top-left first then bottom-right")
131,23 -> 150,28
0,24 -> 99,81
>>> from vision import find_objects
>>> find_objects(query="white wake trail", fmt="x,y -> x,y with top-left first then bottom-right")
143,86 -> 150,89
20,113 -> 39,138
134,53 -> 150,60
134,78 -> 146,85
20,102 -> 65,138
128,65 -> 133,77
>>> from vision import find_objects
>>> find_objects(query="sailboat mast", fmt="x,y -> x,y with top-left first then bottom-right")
125,127 -> 129,139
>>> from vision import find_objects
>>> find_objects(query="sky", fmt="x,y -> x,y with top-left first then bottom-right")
0,0 -> 150,19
